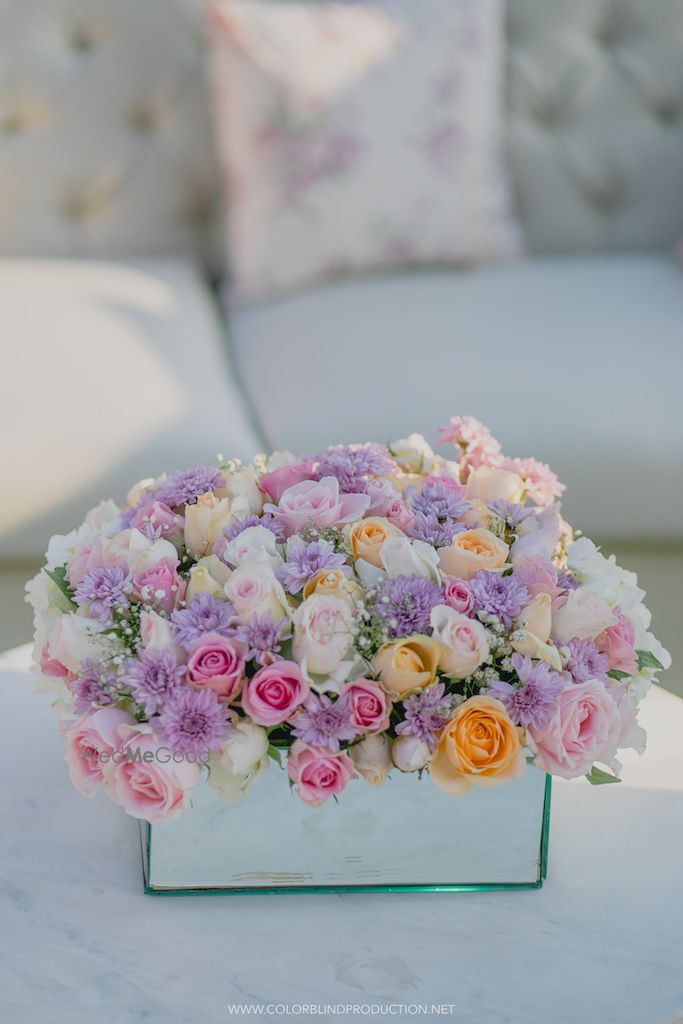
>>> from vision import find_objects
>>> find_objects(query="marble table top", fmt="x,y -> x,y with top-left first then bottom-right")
1,643 -> 682,1024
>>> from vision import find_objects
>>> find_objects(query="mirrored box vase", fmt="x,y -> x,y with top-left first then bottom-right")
140,768 -> 551,895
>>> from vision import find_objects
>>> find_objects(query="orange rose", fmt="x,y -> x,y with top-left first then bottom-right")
437,528 -> 508,580
430,696 -> 526,796
372,635 -> 440,699
302,569 -> 363,609
350,517 -> 404,568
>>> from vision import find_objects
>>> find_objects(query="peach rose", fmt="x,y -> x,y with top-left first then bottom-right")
350,516 -> 404,568
438,528 -> 509,580
430,695 -> 526,795
372,635 -> 440,700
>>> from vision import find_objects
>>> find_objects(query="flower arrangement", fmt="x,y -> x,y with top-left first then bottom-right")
28,416 -> 670,823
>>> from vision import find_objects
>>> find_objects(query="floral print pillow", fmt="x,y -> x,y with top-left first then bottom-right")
208,0 -> 520,302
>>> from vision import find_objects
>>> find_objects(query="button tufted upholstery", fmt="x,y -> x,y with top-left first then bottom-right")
0,0 -> 682,265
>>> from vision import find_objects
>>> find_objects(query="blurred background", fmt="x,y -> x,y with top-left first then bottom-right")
1,0 -> 681,692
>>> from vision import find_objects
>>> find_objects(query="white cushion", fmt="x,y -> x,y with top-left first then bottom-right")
229,254 -> 683,539
0,259 -> 264,559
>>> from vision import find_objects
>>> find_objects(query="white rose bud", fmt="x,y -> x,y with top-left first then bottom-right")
391,735 -> 431,773
349,734 -> 393,787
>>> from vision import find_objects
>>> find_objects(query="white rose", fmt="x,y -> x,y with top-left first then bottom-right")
139,610 -> 185,660
225,553 -> 290,624
208,720 -> 269,805
292,594 -> 353,678
223,525 -> 282,569
126,476 -> 157,508
217,464 -> 264,515
465,466 -> 524,504
380,537 -> 440,581
184,492 -> 249,558
391,735 -> 431,773
515,592 -> 552,643
48,613 -> 107,673
510,629 -> 563,670
186,555 -> 232,601
350,734 -> 392,786
390,433 -> 436,473
430,605 -> 488,679
105,529 -> 178,574
264,450 -> 299,473
552,587 -> 618,642
84,499 -> 122,532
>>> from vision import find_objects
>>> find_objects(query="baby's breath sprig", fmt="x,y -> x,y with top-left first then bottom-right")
298,522 -> 351,557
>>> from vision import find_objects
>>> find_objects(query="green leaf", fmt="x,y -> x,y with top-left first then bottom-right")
43,566 -> 77,609
585,766 -> 621,786
636,649 -> 664,672
267,745 -> 283,767
608,669 -> 630,681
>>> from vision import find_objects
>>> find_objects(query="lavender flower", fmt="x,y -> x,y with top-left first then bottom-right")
565,638 -> 609,683
277,536 -> 349,594
410,479 -> 470,521
154,465 -> 223,507
557,569 -> 581,591
374,574 -> 443,638
291,692 -> 357,752
487,500 -> 533,528
410,512 -> 467,547
125,649 -> 186,715
233,611 -> 287,665
488,653 -> 564,730
73,566 -> 129,624
395,682 -> 454,751
71,660 -> 115,714
315,443 -> 393,493
469,571 -> 529,628
157,688 -> 231,755
171,594 -> 235,648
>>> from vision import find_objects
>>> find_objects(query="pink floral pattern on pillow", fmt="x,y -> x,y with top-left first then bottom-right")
208,0 -> 520,301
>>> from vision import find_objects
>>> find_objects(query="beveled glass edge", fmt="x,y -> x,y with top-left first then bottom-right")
140,774 -> 552,896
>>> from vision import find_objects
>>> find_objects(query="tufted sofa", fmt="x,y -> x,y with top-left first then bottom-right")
1,0 -> 683,567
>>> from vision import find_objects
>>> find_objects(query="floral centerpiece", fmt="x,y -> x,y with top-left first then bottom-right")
27,417 -> 670,824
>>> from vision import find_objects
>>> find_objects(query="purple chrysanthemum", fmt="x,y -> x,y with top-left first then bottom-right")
374,574 -> 443,638
557,569 -> 581,591
71,660 -> 115,714
73,566 -> 129,624
315,443 -> 393,493
154,465 -> 223,508
410,512 -> 467,547
469,571 -> 529,628
565,638 -> 610,683
487,500 -> 534,528
395,682 -> 455,751
171,594 -> 235,648
277,536 -> 350,594
233,611 -> 287,665
291,692 -> 357,752
488,653 -> 564,730
223,513 -> 281,542
157,688 -> 231,755
125,649 -> 186,715
410,479 -> 470,521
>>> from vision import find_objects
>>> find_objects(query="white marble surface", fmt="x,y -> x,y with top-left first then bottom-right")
2,643 -> 682,1024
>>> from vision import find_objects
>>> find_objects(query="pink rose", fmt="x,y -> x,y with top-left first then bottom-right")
385,499 -> 416,533
260,462 -> 315,502
67,535 -> 107,587
105,723 -> 200,823
187,632 -> 245,702
430,606 -> 488,679
292,594 -> 353,676
552,587 -> 618,642
132,558 -> 185,615
265,476 -> 370,537
61,707 -> 136,797
343,679 -> 391,733
527,680 -> 622,779
287,741 -> 355,806
364,477 -> 401,516
130,501 -> 184,540
40,643 -> 74,680
597,607 -> 638,675
241,660 -> 309,726
442,576 -> 473,615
